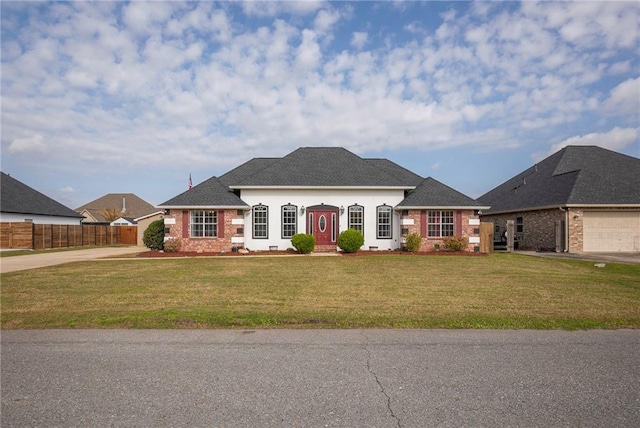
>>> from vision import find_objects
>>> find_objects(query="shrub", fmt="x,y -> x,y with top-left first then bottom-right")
163,237 -> 181,253
143,219 -> 165,250
443,236 -> 468,252
337,229 -> 364,253
291,233 -> 316,254
404,233 -> 422,252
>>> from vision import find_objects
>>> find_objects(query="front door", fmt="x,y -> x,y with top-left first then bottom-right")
307,208 -> 338,246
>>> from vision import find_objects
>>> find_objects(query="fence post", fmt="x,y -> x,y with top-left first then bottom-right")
506,220 -> 515,252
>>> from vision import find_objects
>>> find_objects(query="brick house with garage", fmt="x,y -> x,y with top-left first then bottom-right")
478,146 -> 640,253
158,147 -> 488,253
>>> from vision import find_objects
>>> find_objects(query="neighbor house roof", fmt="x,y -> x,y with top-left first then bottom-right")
398,177 -> 489,209
158,176 -> 249,208
229,147 -> 416,188
1,171 -> 83,218
76,193 -> 157,222
478,145 -> 640,214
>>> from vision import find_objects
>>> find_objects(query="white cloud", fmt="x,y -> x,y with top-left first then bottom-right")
548,127 -> 639,156
351,32 -> 368,50
8,135 -> 46,154
603,77 -> 640,116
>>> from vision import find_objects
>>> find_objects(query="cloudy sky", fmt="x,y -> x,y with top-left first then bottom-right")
2,1 -> 638,209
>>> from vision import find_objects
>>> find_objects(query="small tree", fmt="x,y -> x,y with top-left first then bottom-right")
143,219 -> 165,250
337,229 -> 364,253
291,233 -> 316,254
404,233 -> 422,252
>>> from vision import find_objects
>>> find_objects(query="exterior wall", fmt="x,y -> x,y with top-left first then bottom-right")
400,209 -> 481,252
480,208 -> 588,252
0,212 -> 82,225
239,188 -> 406,251
136,213 -> 165,247
163,209 -> 244,253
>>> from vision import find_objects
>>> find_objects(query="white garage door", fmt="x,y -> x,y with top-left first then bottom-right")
583,211 -> 640,252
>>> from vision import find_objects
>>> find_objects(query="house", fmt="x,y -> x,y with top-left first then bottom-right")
0,171 -> 83,225
76,193 -> 157,224
158,147 -> 488,253
478,145 -> 640,253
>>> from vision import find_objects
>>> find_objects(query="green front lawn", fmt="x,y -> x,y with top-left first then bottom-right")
2,253 -> 638,329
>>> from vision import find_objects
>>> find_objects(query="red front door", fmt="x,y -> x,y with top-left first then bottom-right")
307,209 -> 338,245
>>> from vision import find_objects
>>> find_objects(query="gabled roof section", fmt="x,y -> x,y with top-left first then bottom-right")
1,172 -> 82,218
478,145 -> 640,213
158,176 -> 249,208
365,158 -> 424,186
230,147 -> 413,188
219,157 -> 279,187
76,193 -> 157,222
398,177 -> 487,208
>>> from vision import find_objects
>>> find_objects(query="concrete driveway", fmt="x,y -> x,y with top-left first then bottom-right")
0,246 -> 145,273
2,329 -> 639,427
517,250 -> 640,265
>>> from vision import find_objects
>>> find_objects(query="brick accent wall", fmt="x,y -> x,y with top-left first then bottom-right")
400,209 -> 480,252
480,208 -> 588,252
164,209 -> 244,253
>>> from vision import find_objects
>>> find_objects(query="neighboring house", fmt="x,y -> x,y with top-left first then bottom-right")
0,171 -> 83,225
110,217 -> 137,226
478,145 -> 640,253
76,193 -> 156,224
134,211 -> 166,247
158,147 -> 487,253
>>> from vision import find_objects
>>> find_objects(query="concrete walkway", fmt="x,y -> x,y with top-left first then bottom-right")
0,246 -> 146,273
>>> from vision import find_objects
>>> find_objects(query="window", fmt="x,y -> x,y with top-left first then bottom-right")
281,204 -> 297,238
253,205 -> 268,239
428,210 -> 454,237
348,205 -> 364,233
377,205 -> 392,239
516,216 -> 524,233
190,210 -> 217,237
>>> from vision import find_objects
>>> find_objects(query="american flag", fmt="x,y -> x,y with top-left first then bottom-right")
188,173 -> 192,189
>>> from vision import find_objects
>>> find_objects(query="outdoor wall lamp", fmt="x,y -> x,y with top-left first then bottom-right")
300,206 -> 305,215
340,205 -> 345,214
573,214 -> 580,219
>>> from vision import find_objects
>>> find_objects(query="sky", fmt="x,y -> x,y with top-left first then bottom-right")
1,1 -> 639,210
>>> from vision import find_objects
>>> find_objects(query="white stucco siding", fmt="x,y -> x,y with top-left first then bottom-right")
0,212 -> 82,225
240,188 -> 406,251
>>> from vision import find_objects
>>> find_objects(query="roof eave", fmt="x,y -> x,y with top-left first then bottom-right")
229,185 -> 415,190
157,205 -> 250,210
397,206 -> 490,210
481,203 -> 640,216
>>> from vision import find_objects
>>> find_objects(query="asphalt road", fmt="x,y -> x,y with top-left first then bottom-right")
2,329 -> 638,427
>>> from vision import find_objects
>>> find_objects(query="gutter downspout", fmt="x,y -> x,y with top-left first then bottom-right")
559,207 -> 568,252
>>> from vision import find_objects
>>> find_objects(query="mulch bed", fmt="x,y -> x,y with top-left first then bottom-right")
137,250 -> 487,258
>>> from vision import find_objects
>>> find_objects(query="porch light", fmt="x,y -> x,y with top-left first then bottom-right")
300,206 -> 305,215
340,205 -> 345,214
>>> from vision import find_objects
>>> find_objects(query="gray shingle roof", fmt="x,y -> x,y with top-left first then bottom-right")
1,172 -> 83,218
230,147 -> 415,187
158,176 -> 249,208
478,145 -> 640,213
398,177 -> 487,208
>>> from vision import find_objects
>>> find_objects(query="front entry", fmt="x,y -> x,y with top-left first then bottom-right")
307,206 -> 339,246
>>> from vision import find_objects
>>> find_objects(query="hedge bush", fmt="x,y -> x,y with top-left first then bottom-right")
443,236 -> 468,252
337,229 -> 364,253
404,233 -> 422,252
291,233 -> 316,254
143,219 -> 165,250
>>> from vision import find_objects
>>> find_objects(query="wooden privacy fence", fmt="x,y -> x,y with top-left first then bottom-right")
0,223 -> 137,250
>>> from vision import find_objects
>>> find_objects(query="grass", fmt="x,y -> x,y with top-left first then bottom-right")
1,253 -> 639,329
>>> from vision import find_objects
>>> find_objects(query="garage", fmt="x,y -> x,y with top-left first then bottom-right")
583,211 -> 640,252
